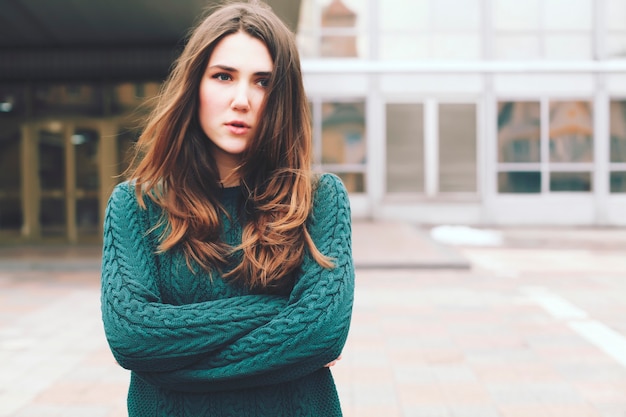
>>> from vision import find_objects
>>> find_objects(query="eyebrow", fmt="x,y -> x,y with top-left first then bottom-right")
208,64 -> 272,77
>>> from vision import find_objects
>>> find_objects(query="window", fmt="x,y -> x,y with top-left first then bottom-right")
380,0 -> 481,60
609,100 -> 626,193
493,0 -> 593,60
386,103 -> 424,193
607,0 -> 626,58
311,99 -> 366,193
439,103 -> 477,192
298,0 -> 369,58
497,100 -> 594,194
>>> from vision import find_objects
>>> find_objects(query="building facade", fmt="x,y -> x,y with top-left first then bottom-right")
1,0 -> 626,244
299,0 -> 626,225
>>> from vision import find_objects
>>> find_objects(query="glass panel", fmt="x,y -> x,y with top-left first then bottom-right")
432,0 -> 480,31
74,128 -> 99,192
381,0 -> 428,31
606,35 -> 626,59
493,0 -> 541,30
380,35 -> 429,60
494,35 -> 541,60
34,83 -> 103,117
38,129 -> 66,237
610,100 -> 626,163
117,128 -> 140,177
497,101 -> 541,163
77,198 -> 100,235
40,198 -> 65,236
111,82 -> 159,115
297,34 -> 319,58
431,35 -> 481,60
386,103 -> 424,193
298,0 -> 316,31
545,35 -> 592,60
550,172 -> 591,192
439,104 -> 477,192
320,34 -> 364,58
549,101 -> 593,163
321,101 -> 366,164
0,84 -> 26,117
0,127 -> 22,232
39,129 -> 65,192
336,172 -> 365,193
319,0 -> 368,31
498,172 -> 541,193
607,0 -> 626,31
544,0 -> 592,30
610,172 -> 626,193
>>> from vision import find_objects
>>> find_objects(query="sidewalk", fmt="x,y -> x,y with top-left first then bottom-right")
1,223 -> 626,417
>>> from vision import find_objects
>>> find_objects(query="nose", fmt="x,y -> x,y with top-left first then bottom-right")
231,83 -> 250,112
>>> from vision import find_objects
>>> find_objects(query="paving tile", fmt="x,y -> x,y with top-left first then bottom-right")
1,225 -> 626,416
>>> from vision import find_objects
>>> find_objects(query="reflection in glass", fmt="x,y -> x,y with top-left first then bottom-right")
77,198 -> 100,235
34,84 -> 102,117
609,100 -> 626,162
38,130 -> 65,191
74,129 -> 99,191
610,172 -> 626,193
318,0 -> 364,58
497,101 -> 540,163
498,172 -> 541,193
549,101 -> 593,163
550,172 -> 591,192
112,82 -> 160,116
38,129 -> 66,236
117,128 -> 140,176
439,104 -> 477,192
386,103 -> 424,193
0,128 -> 22,231
321,101 -> 366,192
336,173 -> 365,193
40,198 -> 65,236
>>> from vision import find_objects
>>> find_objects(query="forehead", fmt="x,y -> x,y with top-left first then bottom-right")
208,31 -> 273,70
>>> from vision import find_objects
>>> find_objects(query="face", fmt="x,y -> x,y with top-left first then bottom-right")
198,31 -> 273,184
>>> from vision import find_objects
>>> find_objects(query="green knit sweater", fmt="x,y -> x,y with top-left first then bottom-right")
101,173 -> 354,417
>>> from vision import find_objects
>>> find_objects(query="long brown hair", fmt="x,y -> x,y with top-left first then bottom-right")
128,0 -> 332,292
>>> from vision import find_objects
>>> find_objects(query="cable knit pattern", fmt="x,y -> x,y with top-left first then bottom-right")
101,173 -> 354,417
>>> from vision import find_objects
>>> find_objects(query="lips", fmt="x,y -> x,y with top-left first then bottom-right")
225,120 -> 251,135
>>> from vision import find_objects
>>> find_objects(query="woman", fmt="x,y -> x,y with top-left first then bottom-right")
100,1 -> 354,416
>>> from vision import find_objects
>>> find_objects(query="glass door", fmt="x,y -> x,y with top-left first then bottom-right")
27,120 -> 101,243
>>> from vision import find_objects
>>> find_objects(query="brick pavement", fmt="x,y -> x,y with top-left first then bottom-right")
1,223 -> 626,417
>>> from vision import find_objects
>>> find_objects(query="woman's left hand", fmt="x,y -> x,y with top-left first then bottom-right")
325,355 -> 342,367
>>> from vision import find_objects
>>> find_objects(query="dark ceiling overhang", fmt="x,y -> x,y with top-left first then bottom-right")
0,0 -> 301,82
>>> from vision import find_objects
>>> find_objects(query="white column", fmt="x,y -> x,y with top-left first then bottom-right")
424,98 -> 439,197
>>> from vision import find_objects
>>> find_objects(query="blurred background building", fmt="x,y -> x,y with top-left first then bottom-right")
1,0 -> 626,244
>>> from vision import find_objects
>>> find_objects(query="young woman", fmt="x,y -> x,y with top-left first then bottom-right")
100,1 -> 354,416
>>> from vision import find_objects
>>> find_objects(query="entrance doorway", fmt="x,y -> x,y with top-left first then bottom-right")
20,119 -> 119,243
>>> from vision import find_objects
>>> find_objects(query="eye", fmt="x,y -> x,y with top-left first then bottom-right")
257,78 -> 270,88
213,73 -> 232,81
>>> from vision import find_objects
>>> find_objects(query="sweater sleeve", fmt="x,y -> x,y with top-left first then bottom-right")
137,173 -> 355,392
100,182 -> 288,372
